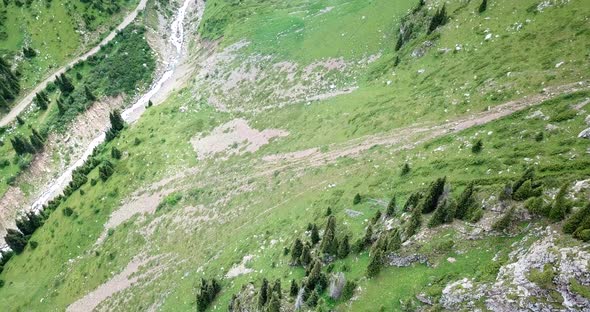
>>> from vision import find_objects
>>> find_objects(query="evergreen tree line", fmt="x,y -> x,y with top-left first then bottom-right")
0,56 -> 20,109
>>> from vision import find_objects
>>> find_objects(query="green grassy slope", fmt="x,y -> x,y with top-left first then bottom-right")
1,0 -> 590,311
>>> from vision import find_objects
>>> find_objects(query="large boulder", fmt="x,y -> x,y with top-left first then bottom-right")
578,128 -> 590,139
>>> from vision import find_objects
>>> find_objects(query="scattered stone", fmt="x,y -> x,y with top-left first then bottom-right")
555,61 -> 565,68
416,293 -> 434,305
484,33 -> 492,41
345,209 -> 363,217
545,123 -> 559,132
578,127 -> 590,139
447,257 -> 456,263
525,110 -> 548,120
385,253 -> 429,267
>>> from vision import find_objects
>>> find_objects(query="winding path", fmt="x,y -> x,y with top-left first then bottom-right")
0,0 -> 149,127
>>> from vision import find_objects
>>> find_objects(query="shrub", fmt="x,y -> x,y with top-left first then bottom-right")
478,0 -> 487,13
29,241 -> 38,249
353,193 -> 361,205
456,182 -> 475,220
513,180 -> 534,201
63,207 -> 74,217
341,280 -> 356,300
471,139 -> 483,154
401,163 -> 411,176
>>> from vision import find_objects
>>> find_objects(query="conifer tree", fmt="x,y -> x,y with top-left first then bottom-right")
310,224 -> 320,245
366,249 -> 383,278
420,177 -> 446,213
549,183 -> 570,221
84,85 -> 96,101
99,160 -> 115,182
56,98 -> 66,114
371,210 -> 382,224
405,205 -> 422,238
272,279 -> 282,299
258,278 -> 269,308
106,109 -> 125,141
403,192 -> 421,212
325,207 -> 332,216
353,193 -> 361,205
401,162 -> 411,176
338,235 -> 350,259
111,146 -> 122,159
456,182 -> 475,220
290,238 -> 303,264
320,216 -> 338,255
268,294 -> 281,312
427,4 -> 448,34
299,244 -> 312,266
386,195 -> 396,217
563,203 -> 590,234
30,128 -> 44,151
478,0 -> 487,13
387,228 -> 402,251
471,139 -> 483,154
290,279 -> 299,297
4,229 -> 27,254
363,224 -> 373,247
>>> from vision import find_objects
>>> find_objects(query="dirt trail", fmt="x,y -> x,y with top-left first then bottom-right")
66,255 -> 159,312
0,0 -> 148,127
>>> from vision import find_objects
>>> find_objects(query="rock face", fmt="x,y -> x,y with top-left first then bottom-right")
578,128 -> 590,139
440,228 -> 590,311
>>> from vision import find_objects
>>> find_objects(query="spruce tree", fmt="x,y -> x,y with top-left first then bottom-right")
99,160 -> 115,182
401,162 -> 411,176
56,98 -> 66,114
455,182 -> 475,220
405,205 -> 422,238
320,216 -> 338,255
290,238 -> 303,264
307,290 -> 319,307
30,128 -> 44,151
362,224 -> 373,247
310,224 -> 320,245
366,249 -> 383,278
478,0 -> 487,13
386,195 -> 396,217
325,207 -> 332,216
111,146 -> 122,159
427,4 -> 448,34
338,235 -> 350,258
563,204 -> 590,234
84,85 -> 96,101
272,279 -> 282,298
4,229 -> 27,254
371,210 -> 382,224
258,278 -> 269,308
420,177 -> 446,214
290,279 -> 299,297
299,244 -> 312,266
471,139 -> 483,154
403,192 -> 421,212
387,228 -> 402,251
549,183 -> 570,221
268,294 -> 280,312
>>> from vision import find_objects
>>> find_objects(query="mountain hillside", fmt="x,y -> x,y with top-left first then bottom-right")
1,0 -> 590,311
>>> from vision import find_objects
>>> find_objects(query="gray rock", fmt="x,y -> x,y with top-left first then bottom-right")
585,115 -> 590,126
545,123 -> 560,132
385,253 -> 429,267
578,127 -> 590,139
526,110 -> 548,120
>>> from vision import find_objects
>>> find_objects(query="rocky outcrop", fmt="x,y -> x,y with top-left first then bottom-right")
385,253 -> 429,267
440,227 -> 590,311
578,128 -> 590,139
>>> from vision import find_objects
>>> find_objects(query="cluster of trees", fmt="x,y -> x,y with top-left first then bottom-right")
4,211 -> 44,253
0,57 -> 20,109
54,73 -> 75,95
196,278 -> 221,312
34,90 -> 50,110
10,128 -> 46,156
106,110 -> 125,141
427,5 -> 449,34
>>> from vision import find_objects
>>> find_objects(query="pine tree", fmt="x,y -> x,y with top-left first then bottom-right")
563,204 -> 590,234
272,279 -> 282,299
513,180 -> 534,201
387,228 -> 402,251
427,4 -> 448,34
386,195 -> 396,217
56,98 -> 66,114
268,294 -> 280,312
290,279 -> 299,297
320,216 -> 338,255
428,197 -> 456,228
405,205 -> 422,238
290,238 -> 303,264
56,73 -> 74,94
338,235 -> 350,258
30,128 -> 45,151
366,249 -> 383,278
549,183 -> 570,221
299,244 -> 312,266
403,192 -> 421,212
147,100 -> 153,107
310,224 -> 320,245
362,224 -> 373,247
4,229 -> 27,254
420,177 -> 446,214
478,0 -> 487,13
306,260 -> 323,291
99,160 -> 115,182
371,210 -> 382,224
84,85 -> 96,101
34,92 -> 48,110
111,146 -> 122,159
456,182 -> 475,220
258,278 -> 269,307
